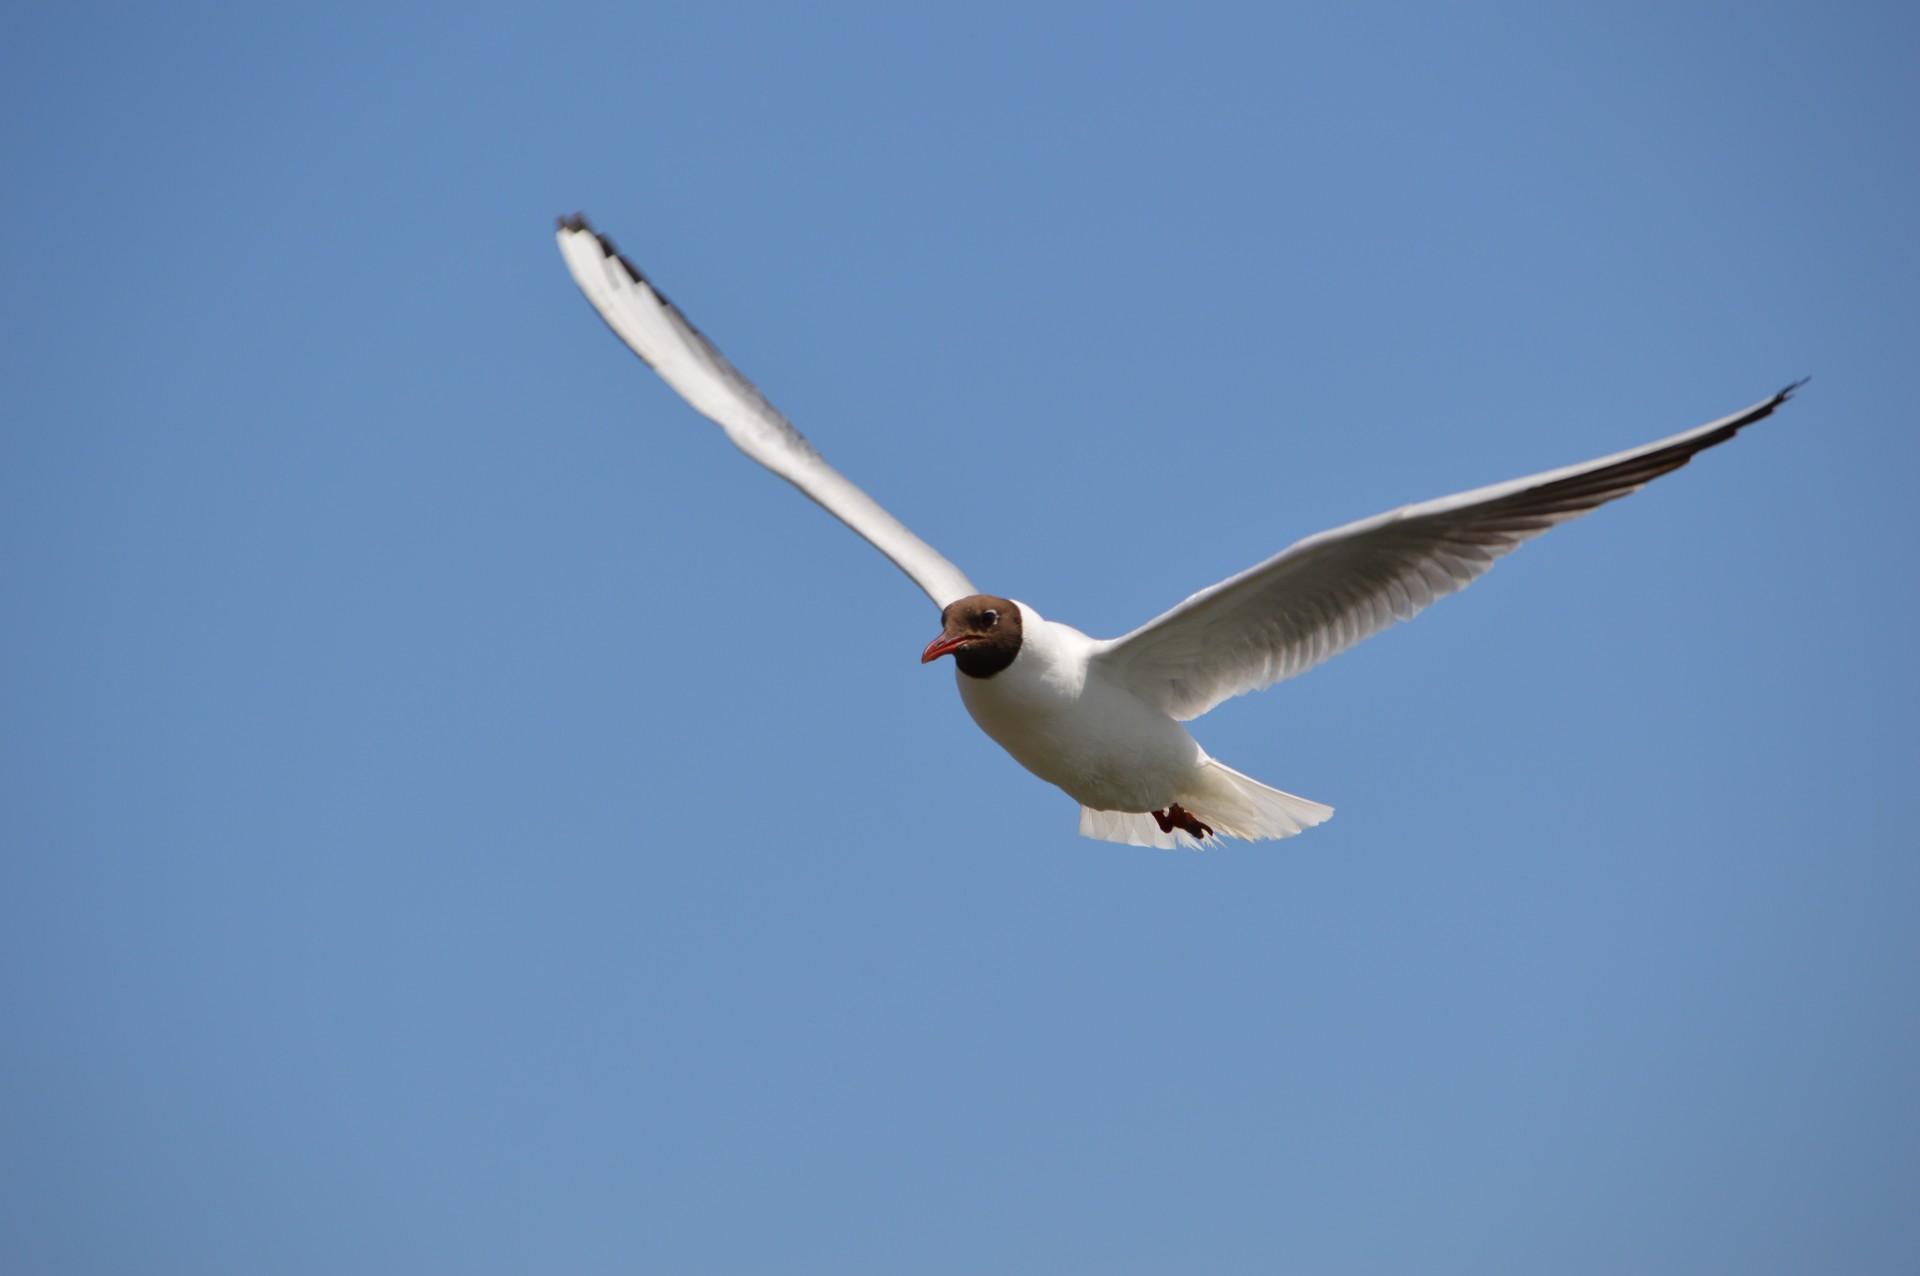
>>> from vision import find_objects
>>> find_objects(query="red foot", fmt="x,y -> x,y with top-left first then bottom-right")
1151,804 -> 1214,839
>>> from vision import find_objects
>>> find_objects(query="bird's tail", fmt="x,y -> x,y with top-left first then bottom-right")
1077,761 -> 1334,850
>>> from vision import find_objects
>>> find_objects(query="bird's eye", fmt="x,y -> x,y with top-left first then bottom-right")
982,609 -> 998,627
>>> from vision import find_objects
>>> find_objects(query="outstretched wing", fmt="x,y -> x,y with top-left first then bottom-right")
1094,382 -> 1804,721
556,214 -> 977,609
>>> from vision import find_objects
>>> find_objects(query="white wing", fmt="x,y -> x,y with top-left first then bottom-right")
1095,382 -> 1805,721
556,214 -> 977,609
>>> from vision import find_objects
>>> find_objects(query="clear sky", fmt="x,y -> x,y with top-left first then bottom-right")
4,2 -> 1916,1273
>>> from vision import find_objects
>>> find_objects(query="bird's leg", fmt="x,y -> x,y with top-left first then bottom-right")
1151,804 -> 1213,839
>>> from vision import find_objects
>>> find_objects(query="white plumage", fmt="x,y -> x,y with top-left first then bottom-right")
556,214 -> 1800,848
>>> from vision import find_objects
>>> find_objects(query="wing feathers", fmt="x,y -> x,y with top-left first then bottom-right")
556,214 -> 976,609
1097,381 -> 1803,720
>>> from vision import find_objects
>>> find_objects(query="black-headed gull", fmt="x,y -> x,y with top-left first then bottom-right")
556,214 -> 1801,848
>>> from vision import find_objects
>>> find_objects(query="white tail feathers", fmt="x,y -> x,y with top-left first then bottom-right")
1077,761 -> 1333,849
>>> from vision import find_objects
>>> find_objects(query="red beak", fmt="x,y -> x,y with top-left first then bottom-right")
921,633 -> 970,664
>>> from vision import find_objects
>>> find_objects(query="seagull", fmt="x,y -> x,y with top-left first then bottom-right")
556,214 -> 1802,849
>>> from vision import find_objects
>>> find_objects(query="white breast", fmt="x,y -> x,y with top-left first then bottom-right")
956,601 -> 1206,813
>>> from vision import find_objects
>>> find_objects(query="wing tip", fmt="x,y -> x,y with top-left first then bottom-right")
1697,375 -> 1810,449
554,211 -> 650,288
1726,374 -> 1810,436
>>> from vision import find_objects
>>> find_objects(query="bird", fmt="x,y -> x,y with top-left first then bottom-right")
555,213 -> 1802,849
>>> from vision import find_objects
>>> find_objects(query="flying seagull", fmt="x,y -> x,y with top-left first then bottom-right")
556,214 -> 1801,848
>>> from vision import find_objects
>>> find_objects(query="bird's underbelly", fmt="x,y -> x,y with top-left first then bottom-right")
957,670 -> 1203,812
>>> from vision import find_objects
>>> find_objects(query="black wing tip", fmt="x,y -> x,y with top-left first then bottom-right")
554,211 -> 651,287
556,211 -> 609,254
1708,375 -> 1811,443
1735,375 -> 1810,432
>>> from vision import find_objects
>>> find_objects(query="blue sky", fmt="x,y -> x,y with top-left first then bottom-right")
4,2 -> 1916,1272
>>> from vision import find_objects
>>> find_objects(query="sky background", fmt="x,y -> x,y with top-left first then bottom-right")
4,2 -> 1917,1272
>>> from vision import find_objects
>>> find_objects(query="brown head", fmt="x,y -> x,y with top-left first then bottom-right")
920,594 -> 1023,679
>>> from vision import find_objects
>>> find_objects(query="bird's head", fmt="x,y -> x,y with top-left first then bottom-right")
921,594 -> 1023,678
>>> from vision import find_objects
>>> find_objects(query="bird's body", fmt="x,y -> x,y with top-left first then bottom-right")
555,213 -> 1801,848
955,601 -> 1194,813
945,599 -> 1332,845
